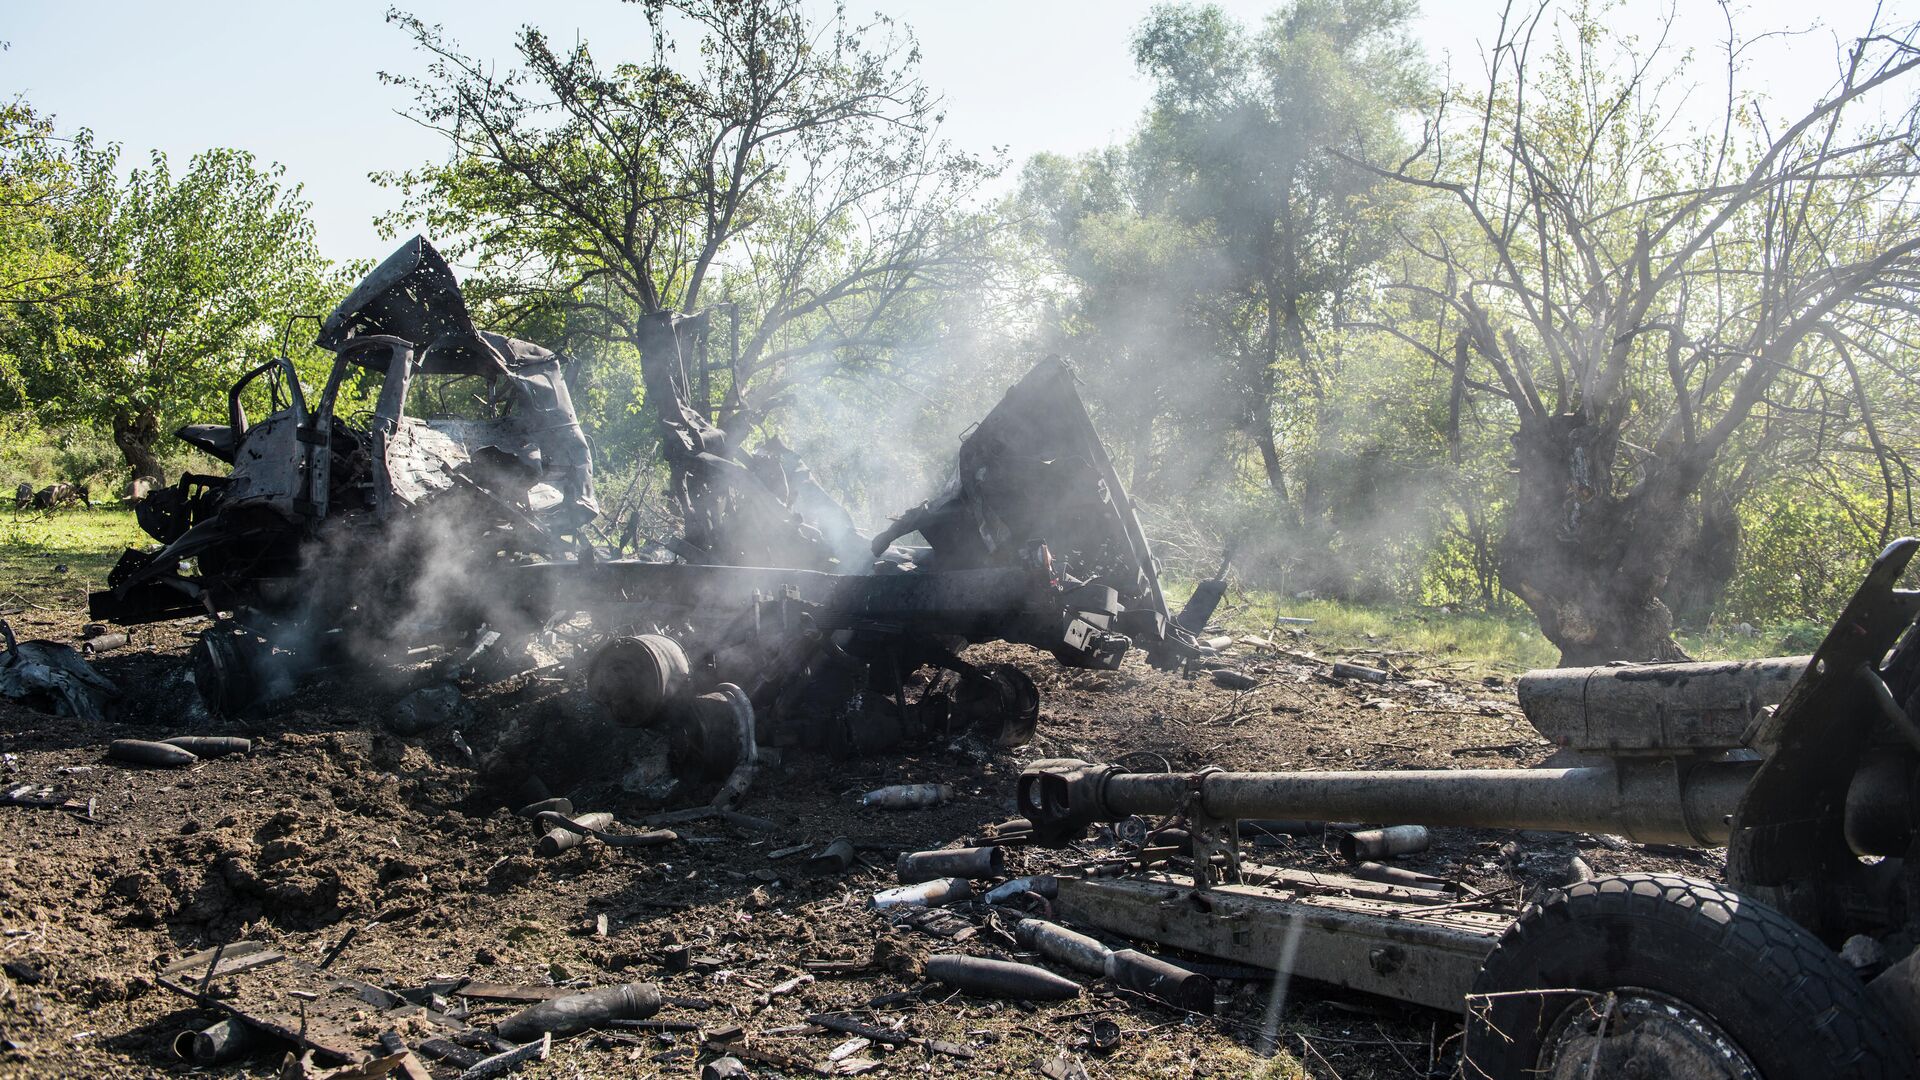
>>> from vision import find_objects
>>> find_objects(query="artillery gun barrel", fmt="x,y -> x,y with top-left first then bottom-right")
1022,758 -> 1757,847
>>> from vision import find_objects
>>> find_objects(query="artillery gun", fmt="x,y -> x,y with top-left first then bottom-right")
1018,538 -> 1920,1079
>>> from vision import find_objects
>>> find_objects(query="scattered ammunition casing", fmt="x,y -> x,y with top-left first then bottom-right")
1349,861 -> 1451,892
806,837 -> 857,875
983,875 -> 1058,904
860,783 -> 953,809
517,797 -> 573,819
1331,661 -> 1390,683
702,1056 -> 751,1080
82,633 -> 128,655
869,877 -> 971,909
536,812 -> 614,857
161,736 -> 250,759
494,981 -> 662,1041
1089,1017 -> 1121,1053
1336,824 -> 1430,862
1108,948 -> 1214,1013
1015,918 -> 1108,975
924,954 -> 1081,1000
896,846 -> 1004,883
107,739 -> 197,768
1210,670 -> 1259,691
172,1017 -> 254,1065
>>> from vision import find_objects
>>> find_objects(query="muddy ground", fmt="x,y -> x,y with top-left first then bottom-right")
0,602 -> 1717,1079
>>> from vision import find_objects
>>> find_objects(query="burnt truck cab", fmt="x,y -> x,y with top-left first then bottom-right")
91,237 -> 597,705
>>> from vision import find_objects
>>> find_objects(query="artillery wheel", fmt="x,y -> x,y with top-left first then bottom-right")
956,663 -> 1040,748
192,626 -> 263,720
1463,874 -> 1912,1080
585,634 -> 689,728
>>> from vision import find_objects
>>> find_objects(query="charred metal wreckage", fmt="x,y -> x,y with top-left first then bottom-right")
1016,541 -> 1920,1078
67,236 -> 1920,1077
88,236 -> 1202,767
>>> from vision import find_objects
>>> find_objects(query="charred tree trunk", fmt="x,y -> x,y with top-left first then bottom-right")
111,409 -> 166,486
1498,412 -> 1700,666
1662,496 -> 1743,630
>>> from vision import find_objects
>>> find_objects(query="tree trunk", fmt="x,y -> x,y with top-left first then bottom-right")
1662,495 -> 1743,630
111,409 -> 167,486
1498,413 -> 1698,666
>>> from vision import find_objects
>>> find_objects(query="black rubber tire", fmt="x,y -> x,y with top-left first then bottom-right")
1463,874 -> 1914,1080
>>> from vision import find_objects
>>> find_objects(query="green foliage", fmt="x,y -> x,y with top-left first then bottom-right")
1720,480 -> 1882,626
0,129 -> 334,480
0,505 -> 149,609
378,0 -> 1000,473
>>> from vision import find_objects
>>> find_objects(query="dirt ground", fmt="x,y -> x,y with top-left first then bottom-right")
0,599 -> 1719,1080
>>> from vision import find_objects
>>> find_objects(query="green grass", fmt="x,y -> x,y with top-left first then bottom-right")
0,506 -> 148,610
1176,577 -> 1828,674
1199,583 -> 1558,675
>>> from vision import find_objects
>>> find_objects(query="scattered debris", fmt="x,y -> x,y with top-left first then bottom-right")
494,982 -> 661,1041
172,1018 -> 256,1066
0,621 -> 117,721
895,846 -> 1004,882
860,784 -> 953,810
924,955 -> 1082,1000
870,878 -> 971,909
805,837 -> 857,876
1336,825 -> 1430,861
161,735 -> 252,758
106,739 -> 197,768
80,632 -> 129,655
1330,661 -> 1389,683
1210,670 -> 1259,691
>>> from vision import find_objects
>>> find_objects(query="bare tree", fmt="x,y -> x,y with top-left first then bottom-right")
1358,4 -> 1920,663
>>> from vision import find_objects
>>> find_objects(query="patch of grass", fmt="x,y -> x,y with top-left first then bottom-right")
1165,576 -> 1558,675
1171,577 -> 1816,673
0,506 -> 148,610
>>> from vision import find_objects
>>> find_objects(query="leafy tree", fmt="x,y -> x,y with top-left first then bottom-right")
378,0 -> 997,452
1128,0 -> 1427,513
1366,6 -> 1920,663
4,137 -> 330,483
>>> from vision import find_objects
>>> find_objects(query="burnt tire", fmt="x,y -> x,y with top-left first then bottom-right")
1463,874 -> 1913,1080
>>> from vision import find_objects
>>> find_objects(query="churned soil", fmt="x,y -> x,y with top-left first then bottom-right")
0,602 -> 1713,1079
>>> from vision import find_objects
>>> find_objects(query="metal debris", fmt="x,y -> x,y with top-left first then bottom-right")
0,621 -> 117,722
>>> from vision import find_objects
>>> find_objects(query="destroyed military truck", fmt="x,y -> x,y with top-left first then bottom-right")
89,236 -> 599,713
1017,539 -> 1920,1079
519,310 -> 1204,774
88,236 -> 1204,757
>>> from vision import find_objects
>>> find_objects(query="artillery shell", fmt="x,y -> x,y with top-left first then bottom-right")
107,739 -> 197,768
924,954 -> 1081,1000
1331,661 -> 1389,683
869,877 -> 971,909
494,981 -> 662,1041
161,736 -> 251,759
1336,825 -> 1430,862
517,797 -> 574,818
82,633 -> 128,655
805,837 -> 856,876
536,812 -> 614,856
702,1057 -> 751,1080
172,1017 -> 255,1065
896,846 -> 1004,883
983,875 -> 1058,905
1349,861 -> 1450,892
1211,670 -> 1259,691
860,783 -> 953,809
1015,918 -> 1109,975
1107,949 -> 1214,1013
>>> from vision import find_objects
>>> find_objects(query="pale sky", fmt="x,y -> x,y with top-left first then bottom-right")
4,0 -> 1909,263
